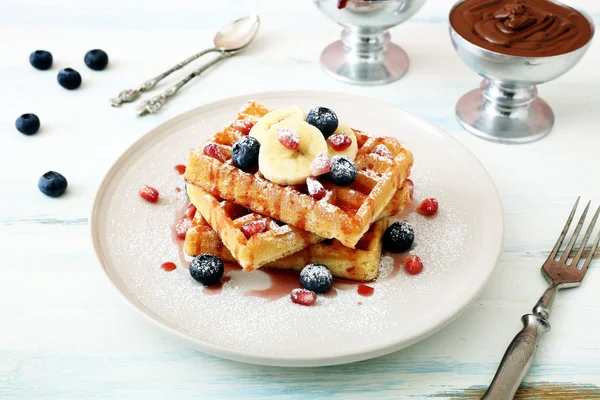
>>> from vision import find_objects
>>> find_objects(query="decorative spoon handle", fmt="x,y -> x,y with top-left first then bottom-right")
136,52 -> 232,116
110,47 -> 218,107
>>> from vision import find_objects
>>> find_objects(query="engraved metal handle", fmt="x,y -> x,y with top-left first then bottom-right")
110,47 -> 219,107
136,52 -> 232,116
482,286 -> 557,400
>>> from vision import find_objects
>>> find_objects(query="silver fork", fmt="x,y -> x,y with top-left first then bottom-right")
483,198 -> 600,400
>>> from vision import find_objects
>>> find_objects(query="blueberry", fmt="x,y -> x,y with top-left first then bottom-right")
15,114 -> 40,135
306,106 -> 338,138
326,155 -> 357,186
189,254 -> 224,286
300,263 -> 333,294
57,68 -> 81,90
84,49 -> 109,71
383,221 -> 414,253
29,50 -> 53,70
38,171 -> 68,198
231,136 -> 260,169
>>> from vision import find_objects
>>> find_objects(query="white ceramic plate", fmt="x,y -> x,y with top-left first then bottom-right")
91,91 -> 503,367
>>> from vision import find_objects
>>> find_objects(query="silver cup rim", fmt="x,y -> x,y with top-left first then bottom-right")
448,0 -> 596,61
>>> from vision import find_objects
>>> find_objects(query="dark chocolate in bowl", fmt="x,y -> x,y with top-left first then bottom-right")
450,0 -> 593,58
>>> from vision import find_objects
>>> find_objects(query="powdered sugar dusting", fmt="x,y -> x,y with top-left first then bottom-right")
94,96 -> 499,363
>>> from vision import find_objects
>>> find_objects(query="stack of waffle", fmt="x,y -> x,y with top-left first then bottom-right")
183,101 -> 414,282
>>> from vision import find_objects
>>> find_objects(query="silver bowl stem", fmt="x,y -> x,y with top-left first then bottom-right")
320,29 -> 409,85
456,79 -> 554,144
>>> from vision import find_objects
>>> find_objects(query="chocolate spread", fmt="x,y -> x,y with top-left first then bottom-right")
450,0 -> 592,57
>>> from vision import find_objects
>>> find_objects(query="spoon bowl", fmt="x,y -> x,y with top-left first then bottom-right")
214,15 -> 260,53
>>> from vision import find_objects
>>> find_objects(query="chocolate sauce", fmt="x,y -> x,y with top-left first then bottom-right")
451,0 -> 592,57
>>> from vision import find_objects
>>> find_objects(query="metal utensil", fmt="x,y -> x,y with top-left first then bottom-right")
483,198 -> 600,399
110,14 -> 260,107
449,1 -> 595,144
313,0 -> 427,85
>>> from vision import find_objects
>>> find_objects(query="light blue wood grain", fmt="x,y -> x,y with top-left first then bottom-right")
1,0 -> 600,398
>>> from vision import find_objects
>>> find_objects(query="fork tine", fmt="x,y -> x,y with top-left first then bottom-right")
559,201 -> 591,263
580,227 -> 600,277
571,205 -> 600,267
547,197 -> 580,261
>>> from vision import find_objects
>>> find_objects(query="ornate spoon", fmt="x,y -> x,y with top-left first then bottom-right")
110,14 -> 260,107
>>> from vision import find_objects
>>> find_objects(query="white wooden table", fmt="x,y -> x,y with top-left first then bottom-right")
2,0 -> 599,398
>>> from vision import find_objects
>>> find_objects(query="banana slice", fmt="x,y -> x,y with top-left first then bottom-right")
327,123 -> 358,161
259,119 -> 328,186
250,106 -> 306,143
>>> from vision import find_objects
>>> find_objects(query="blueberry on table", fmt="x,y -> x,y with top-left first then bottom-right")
383,221 -> 414,253
38,171 -> 68,198
15,114 -> 40,135
300,263 -> 333,293
57,68 -> 82,90
84,49 -> 109,71
306,106 -> 338,138
29,50 -> 53,70
326,155 -> 357,186
231,136 -> 260,169
189,254 -> 224,286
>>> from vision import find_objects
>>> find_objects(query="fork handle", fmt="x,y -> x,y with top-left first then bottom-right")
482,314 -> 551,400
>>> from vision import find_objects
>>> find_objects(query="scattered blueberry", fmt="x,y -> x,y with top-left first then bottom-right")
326,155 -> 357,186
84,49 -> 109,71
57,68 -> 81,90
189,254 -> 224,286
300,263 -> 333,294
383,221 -> 414,253
29,50 -> 53,70
306,106 -> 339,138
231,136 -> 260,169
38,171 -> 68,198
15,114 -> 40,135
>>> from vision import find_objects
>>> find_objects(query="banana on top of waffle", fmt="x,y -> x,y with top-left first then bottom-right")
184,100 -> 414,248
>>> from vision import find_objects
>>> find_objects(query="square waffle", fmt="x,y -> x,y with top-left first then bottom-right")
186,182 -> 411,272
184,100 -> 414,248
185,211 -> 389,282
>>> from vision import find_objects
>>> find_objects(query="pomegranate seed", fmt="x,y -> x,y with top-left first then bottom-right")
174,164 -> 186,175
417,198 -> 439,216
405,178 -> 414,198
241,219 -> 267,239
277,128 -> 300,150
183,204 -> 197,219
139,185 -> 159,203
372,144 -> 393,159
404,255 -> 423,275
175,218 -> 192,239
310,153 -> 331,176
232,119 -> 254,135
306,177 -> 327,200
328,133 -> 352,151
357,284 -> 375,297
203,142 -> 226,162
174,204 -> 197,239
290,288 -> 317,306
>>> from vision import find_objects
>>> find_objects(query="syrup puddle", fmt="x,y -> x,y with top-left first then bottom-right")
245,269 -> 302,300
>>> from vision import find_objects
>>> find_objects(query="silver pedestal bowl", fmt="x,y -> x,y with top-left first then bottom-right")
314,0 -> 427,85
449,2 -> 595,144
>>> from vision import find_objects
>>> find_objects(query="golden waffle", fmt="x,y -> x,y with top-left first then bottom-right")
184,100 -> 414,248
185,212 -> 389,282
186,183 -> 411,272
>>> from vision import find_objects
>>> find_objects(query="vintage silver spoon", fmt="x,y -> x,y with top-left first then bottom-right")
110,14 -> 260,108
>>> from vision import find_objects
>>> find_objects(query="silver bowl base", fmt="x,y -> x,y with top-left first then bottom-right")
320,39 -> 409,86
456,86 -> 555,144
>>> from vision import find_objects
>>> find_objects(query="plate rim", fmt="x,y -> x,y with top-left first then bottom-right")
90,90 -> 504,367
